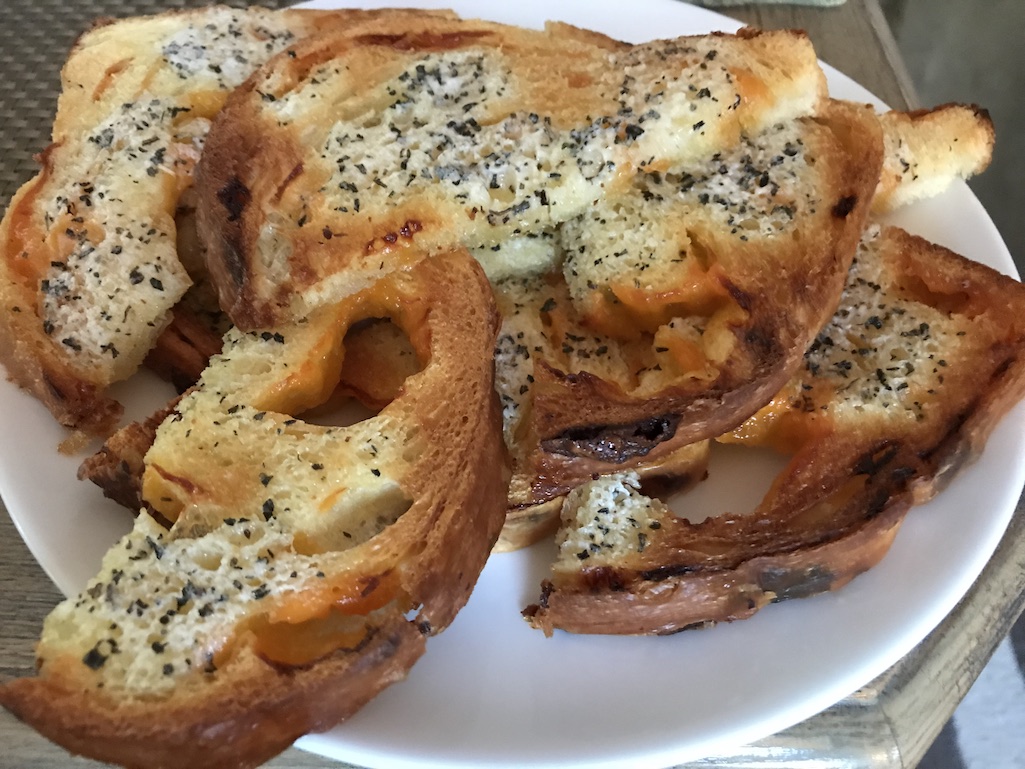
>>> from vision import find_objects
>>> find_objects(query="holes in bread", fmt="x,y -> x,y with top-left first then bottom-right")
339,318 -> 423,409
291,483 -> 413,555
892,273 -> 971,317
300,316 -> 425,427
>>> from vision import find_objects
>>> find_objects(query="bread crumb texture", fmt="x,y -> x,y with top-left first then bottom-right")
555,472 -> 670,569
47,513 -> 321,696
487,114 -> 823,446
272,38 -> 786,238
145,309 -> 415,550
36,8 -> 303,382
563,117 -> 813,304
795,225 -> 953,422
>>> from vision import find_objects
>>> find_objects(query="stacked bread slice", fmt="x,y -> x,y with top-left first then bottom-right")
0,5 -> 1020,769
195,18 -> 826,327
496,99 -> 882,537
2,250 -> 507,768
0,8 -> 507,769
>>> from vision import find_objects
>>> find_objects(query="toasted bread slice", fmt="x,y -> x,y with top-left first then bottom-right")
525,224 -> 1025,635
873,103 -> 994,213
0,250 -> 507,767
0,6 -> 446,437
80,316 -> 422,515
98,102 -> 984,557
493,101 -> 993,547
138,101 -> 990,399
196,20 -> 826,329
495,99 -> 881,512
494,439 -> 711,553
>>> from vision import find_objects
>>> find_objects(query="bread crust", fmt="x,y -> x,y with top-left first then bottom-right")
526,225 -> 1025,635
0,6 -> 401,436
526,493 -> 907,636
76,398 -> 180,517
496,439 -> 711,553
0,612 -> 424,769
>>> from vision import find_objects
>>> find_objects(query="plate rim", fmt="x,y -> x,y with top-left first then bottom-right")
1,1 -> 1021,767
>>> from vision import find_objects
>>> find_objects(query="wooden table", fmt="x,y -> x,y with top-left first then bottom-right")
2,1 -> 1020,767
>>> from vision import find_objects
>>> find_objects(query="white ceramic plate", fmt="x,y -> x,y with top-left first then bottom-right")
2,1 -> 1023,767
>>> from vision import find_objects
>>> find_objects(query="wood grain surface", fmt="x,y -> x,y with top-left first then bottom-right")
3,2 -> 1020,769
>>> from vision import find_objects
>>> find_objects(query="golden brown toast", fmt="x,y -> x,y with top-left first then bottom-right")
492,99 -> 993,547
79,315 -> 421,516
85,97 -> 885,548
525,224 -> 1025,635
108,101 -> 990,558
7,8 -> 1009,765
195,19 -> 826,329
83,94 -> 993,565
0,249 -> 507,768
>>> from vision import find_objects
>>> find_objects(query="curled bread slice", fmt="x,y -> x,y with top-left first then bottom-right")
525,224 -> 1025,635
491,99 -> 992,548
196,20 -> 826,328
92,101 -> 987,555
493,100 -> 881,515
0,250 -> 507,768
0,6 -> 445,437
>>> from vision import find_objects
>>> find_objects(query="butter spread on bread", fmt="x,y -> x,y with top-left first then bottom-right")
0,250 -> 506,768
526,224 -> 1025,635
196,20 -> 826,328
